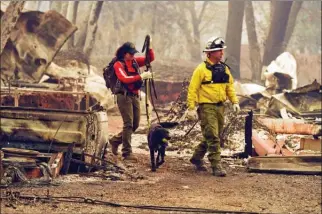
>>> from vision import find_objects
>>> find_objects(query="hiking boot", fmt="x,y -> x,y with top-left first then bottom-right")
109,141 -> 120,155
212,164 -> 227,177
190,158 -> 207,171
122,153 -> 138,162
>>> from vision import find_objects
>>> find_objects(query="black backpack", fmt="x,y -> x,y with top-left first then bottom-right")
103,58 -> 142,94
103,57 -> 123,94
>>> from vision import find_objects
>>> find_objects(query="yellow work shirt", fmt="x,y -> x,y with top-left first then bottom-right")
187,58 -> 239,110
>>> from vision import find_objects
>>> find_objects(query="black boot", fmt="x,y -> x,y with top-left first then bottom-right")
212,164 -> 227,177
190,158 -> 207,171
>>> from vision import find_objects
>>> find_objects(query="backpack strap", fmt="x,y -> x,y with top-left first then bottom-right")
117,59 -> 140,75
132,59 -> 141,74
117,59 -> 128,74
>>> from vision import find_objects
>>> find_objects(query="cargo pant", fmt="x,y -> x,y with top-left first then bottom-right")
109,93 -> 140,157
191,103 -> 225,168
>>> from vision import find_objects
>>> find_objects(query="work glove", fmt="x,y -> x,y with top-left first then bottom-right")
149,34 -> 152,43
140,71 -> 152,80
233,104 -> 240,113
148,34 -> 152,48
186,109 -> 198,121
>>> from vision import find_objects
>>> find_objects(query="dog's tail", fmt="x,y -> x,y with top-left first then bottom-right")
159,122 -> 179,128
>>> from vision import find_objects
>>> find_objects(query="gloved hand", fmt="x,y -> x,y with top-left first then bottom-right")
148,34 -> 152,48
140,71 -> 152,80
149,34 -> 152,43
233,104 -> 240,113
186,109 -> 198,121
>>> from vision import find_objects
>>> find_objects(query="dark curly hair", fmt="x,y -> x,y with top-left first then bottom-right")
115,45 -> 126,60
115,42 -> 138,60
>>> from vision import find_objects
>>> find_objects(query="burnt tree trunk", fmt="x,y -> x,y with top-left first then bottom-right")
51,1 -> 62,12
188,2 -> 209,62
37,1 -> 51,12
83,1 -> 104,56
60,2 -> 68,17
245,1 -> 262,83
110,3 -> 122,54
0,1 -> 25,55
262,1 -> 293,66
75,3 -> 92,50
178,2 -> 209,62
283,1 -> 303,49
66,1 -> 79,48
225,0 -> 245,79
151,3 -> 157,42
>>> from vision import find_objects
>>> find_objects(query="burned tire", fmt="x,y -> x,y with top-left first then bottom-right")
84,111 -> 109,164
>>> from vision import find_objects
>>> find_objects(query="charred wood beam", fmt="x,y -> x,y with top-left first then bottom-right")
243,110 -> 253,158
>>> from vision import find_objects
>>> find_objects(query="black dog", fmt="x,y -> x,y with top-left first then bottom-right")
147,122 -> 178,172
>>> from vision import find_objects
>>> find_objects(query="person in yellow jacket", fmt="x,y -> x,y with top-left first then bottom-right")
186,37 -> 240,177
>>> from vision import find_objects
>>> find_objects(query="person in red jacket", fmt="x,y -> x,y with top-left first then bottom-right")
109,40 -> 154,162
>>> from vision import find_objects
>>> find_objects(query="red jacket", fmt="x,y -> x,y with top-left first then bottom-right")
114,49 -> 155,94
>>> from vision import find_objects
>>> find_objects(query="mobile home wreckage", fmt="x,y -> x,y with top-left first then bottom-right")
0,8 -> 110,184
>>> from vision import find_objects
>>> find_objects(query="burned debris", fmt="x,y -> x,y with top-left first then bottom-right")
145,52 -> 322,175
0,9 -> 121,186
0,3 -> 321,190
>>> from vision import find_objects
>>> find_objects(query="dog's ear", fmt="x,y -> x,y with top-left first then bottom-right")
159,122 -> 179,129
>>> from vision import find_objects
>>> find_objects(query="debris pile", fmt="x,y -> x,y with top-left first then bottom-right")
0,145 -> 146,186
148,79 -> 248,156
0,148 -> 60,186
147,59 -> 321,175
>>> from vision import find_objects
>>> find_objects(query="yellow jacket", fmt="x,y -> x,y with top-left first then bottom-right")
187,58 -> 239,110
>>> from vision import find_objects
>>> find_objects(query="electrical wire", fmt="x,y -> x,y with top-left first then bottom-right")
1,193 -> 266,214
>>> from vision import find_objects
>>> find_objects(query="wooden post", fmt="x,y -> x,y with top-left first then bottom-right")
48,152 -> 64,178
244,110 -> 253,157
0,150 -> 2,214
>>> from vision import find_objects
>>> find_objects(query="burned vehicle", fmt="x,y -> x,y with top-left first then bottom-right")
0,10 -> 109,162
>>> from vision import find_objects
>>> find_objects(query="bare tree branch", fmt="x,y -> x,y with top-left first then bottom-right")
197,2 -> 209,23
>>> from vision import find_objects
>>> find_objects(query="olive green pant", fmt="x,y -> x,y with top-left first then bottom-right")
110,94 -> 140,157
191,103 -> 224,167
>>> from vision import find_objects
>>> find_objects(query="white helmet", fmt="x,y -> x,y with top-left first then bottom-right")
203,37 -> 227,52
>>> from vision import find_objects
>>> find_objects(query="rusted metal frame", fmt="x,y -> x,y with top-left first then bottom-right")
14,89 -> 19,107
1,152 -> 52,159
1,87 -> 88,95
0,106 -> 90,114
2,89 -> 89,112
